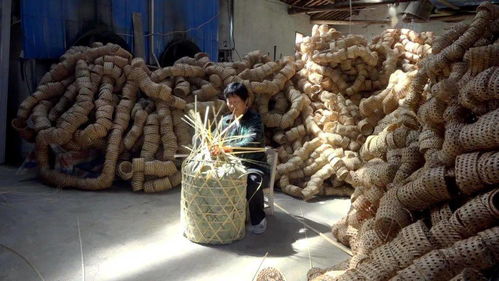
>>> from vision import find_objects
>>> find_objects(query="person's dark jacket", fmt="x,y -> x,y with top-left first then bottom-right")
220,109 -> 269,176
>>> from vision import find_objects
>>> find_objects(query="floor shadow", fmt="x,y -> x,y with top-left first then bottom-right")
198,213 -> 332,258
111,214 -> 336,281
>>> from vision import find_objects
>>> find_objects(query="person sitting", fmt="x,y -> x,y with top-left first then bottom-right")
213,82 -> 269,234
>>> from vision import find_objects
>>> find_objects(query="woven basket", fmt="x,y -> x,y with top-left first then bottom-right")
349,253 -> 370,269
369,243 -> 399,273
396,181 -> 429,210
393,263 -> 427,281
117,161 -> 133,180
359,217 -> 375,235
459,109 -> 498,150
354,260 -> 391,281
181,158 -> 247,244
131,158 -> 145,191
420,166 -> 450,202
483,188 -> 499,217
451,190 -> 497,237
455,152 -> 485,195
352,195 -> 372,212
477,226 -> 499,261
429,218 -> 463,248
449,268 -> 487,281
413,250 -> 457,280
477,151 -> 499,184
453,236 -> 496,269
356,229 -> 383,256
438,123 -> 464,166
375,189 -> 411,240
401,146 -> 422,164
399,220 -> 434,259
335,269 -> 366,281
387,237 -> 413,268
363,187 -> 384,209
430,203 -> 453,225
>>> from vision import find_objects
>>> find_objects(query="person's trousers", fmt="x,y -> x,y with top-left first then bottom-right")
247,171 -> 266,226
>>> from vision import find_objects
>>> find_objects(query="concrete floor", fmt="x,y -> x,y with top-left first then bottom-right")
0,165 -> 351,281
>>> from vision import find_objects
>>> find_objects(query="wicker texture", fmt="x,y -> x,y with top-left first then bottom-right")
181,159 -> 247,244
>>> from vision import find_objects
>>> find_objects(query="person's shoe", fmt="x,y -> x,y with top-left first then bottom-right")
249,218 -> 267,234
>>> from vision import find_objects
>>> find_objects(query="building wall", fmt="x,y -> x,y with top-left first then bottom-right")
233,0 -> 313,59
334,5 -> 473,41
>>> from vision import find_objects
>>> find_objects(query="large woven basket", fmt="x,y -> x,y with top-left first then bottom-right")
181,158 -> 247,244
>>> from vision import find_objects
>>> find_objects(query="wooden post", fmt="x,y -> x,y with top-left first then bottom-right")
132,12 -> 145,59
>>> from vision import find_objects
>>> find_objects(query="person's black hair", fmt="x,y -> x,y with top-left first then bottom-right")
223,82 -> 249,101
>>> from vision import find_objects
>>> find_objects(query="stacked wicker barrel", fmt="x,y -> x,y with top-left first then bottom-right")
311,2 -> 499,280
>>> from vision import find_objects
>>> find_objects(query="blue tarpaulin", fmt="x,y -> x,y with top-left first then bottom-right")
21,0 -> 219,61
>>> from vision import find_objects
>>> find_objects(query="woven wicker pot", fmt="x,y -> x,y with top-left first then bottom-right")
181,158 -> 247,244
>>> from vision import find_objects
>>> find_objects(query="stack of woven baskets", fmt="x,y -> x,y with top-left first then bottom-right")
11,43 -> 299,192
311,2 -> 499,280
12,22 -> 432,197
273,25 -> 432,200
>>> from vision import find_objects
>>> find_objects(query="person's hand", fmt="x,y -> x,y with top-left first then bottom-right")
210,146 -> 232,156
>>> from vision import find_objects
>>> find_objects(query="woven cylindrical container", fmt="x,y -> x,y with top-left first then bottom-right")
430,204 -> 453,226
455,152 -> 485,194
413,250 -> 457,280
354,260 -> 391,281
430,218 -> 463,248
375,188 -> 411,240
181,158 -> 247,244
450,190 -> 498,237
453,236 -> 496,269
477,226 -> 499,261
449,268 -> 487,281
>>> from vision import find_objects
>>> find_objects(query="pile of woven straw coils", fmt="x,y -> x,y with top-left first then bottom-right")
11,21 -> 434,198
272,23 -> 432,200
309,2 -> 499,281
11,39 -> 307,192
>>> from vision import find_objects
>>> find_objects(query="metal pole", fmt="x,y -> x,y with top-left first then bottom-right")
0,0 -> 12,163
149,0 -> 159,67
